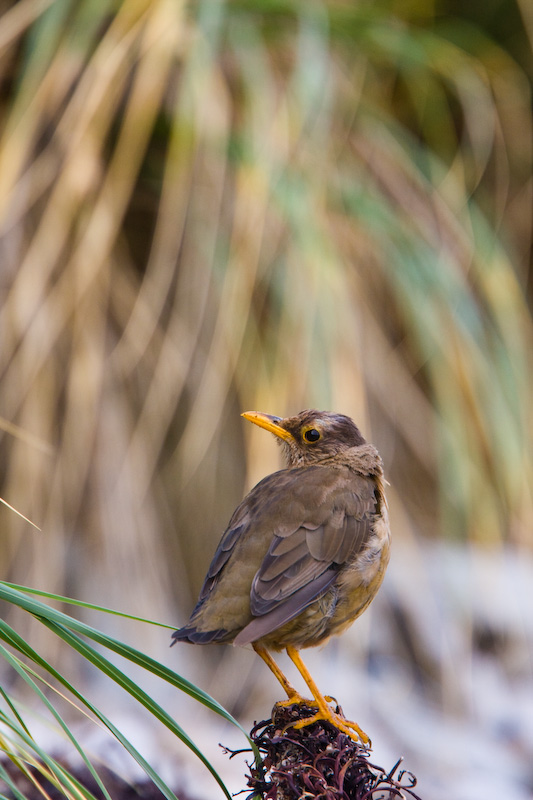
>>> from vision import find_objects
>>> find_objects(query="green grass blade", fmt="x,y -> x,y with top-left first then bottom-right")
0,697 -> 99,800
0,644 -> 112,800
40,618 -> 239,799
0,619 -> 186,800
0,686 -> 32,739
1,582 -> 173,630
0,587 -> 257,798
0,583 -> 249,735
0,759 -> 29,800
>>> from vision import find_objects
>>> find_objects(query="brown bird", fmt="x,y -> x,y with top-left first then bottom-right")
172,410 -> 390,743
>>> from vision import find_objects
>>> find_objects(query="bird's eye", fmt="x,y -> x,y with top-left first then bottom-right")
303,428 -> 321,443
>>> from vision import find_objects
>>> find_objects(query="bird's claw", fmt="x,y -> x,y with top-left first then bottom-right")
290,709 -> 370,746
274,685 -> 369,745
278,695 -> 370,746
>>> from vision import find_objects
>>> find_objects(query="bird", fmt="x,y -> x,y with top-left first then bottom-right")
172,409 -> 390,744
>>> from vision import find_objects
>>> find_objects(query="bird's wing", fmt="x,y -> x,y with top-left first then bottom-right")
248,465 -> 377,617
231,465 -> 378,645
176,465 -> 378,645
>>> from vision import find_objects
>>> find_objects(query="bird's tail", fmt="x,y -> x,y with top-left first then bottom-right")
170,625 -> 231,645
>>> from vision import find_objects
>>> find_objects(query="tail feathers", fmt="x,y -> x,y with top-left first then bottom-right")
170,625 -> 230,645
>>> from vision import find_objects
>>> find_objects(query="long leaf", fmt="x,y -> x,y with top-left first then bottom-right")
0,616 -> 232,800
0,644 -> 112,800
2,582 -> 172,630
0,583 -> 248,733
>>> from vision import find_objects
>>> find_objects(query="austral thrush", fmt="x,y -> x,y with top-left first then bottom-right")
172,410 -> 390,743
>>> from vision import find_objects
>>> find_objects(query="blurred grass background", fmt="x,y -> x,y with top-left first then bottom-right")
0,0 -> 532,797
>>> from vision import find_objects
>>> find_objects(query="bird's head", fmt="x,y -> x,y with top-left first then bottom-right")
241,409 -> 367,467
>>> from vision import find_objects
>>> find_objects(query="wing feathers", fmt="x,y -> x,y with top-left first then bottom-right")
183,464 -> 378,644
234,570 -> 337,646
305,508 -> 345,561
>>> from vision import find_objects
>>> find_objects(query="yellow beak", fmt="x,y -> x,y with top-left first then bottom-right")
241,411 -> 294,443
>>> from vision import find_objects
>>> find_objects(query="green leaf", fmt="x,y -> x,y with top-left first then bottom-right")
0,583 -> 262,798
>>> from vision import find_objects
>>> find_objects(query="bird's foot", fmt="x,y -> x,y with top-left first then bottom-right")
287,698 -> 370,746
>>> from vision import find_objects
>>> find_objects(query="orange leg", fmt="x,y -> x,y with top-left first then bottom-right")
286,646 -> 370,745
253,643 -> 304,700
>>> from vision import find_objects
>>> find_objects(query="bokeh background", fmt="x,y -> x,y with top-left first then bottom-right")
0,0 -> 532,798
